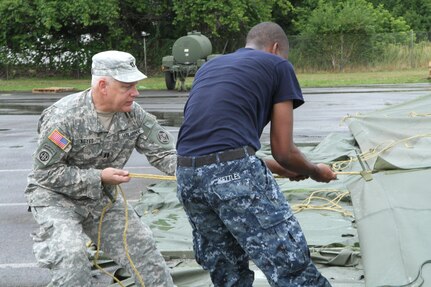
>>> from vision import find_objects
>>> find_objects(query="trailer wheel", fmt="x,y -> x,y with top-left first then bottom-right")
165,71 -> 176,90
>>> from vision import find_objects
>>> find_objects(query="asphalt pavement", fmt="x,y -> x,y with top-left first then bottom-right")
0,83 -> 430,286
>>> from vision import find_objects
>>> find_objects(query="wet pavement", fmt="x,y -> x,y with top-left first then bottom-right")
0,83 -> 430,286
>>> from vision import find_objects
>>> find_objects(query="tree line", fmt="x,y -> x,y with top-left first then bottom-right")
0,0 -> 430,78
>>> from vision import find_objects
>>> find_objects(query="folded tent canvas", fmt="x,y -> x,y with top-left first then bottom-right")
345,94 -> 431,286
100,94 -> 431,286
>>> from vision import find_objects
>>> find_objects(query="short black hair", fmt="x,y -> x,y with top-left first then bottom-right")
246,22 -> 289,55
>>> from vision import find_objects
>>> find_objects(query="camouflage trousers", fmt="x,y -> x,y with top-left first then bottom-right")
30,195 -> 174,287
176,153 -> 331,287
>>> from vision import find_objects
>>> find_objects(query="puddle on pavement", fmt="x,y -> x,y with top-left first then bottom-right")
0,106 -> 184,127
151,111 -> 184,127
0,104 -> 45,115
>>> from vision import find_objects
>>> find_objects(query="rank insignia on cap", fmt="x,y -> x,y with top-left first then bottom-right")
48,129 -> 70,150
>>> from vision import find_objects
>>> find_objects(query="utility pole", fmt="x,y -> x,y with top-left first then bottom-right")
141,31 -> 150,75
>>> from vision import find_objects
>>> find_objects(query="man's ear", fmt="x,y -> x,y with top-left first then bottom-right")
98,79 -> 108,95
271,42 -> 279,55
271,42 -> 288,59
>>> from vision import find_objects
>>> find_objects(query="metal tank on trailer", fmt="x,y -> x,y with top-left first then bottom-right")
162,31 -> 220,91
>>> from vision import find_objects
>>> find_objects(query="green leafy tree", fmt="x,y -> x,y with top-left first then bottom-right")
1,0 -> 426,77
0,0 -> 122,77
0,0 -> 39,77
367,0 -> 431,33
294,0 -> 411,70
172,0 -> 294,53
0,0 -> 174,77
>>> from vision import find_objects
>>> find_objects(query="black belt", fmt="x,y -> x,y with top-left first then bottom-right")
177,146 -> 255,167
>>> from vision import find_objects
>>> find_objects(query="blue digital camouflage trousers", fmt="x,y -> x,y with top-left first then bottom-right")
176,152 -> 331,287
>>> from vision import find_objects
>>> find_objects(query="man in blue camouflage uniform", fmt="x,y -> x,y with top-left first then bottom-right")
25,51 -> 176,287
176,22 -> 337,286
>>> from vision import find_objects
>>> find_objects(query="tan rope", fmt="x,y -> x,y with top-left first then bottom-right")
128,173 -> 176,180
409,111 -> 431,117
332,133 -> 431,172
291,189 -> 353,217
93,189 -> 127,287
93,186 -> 146,287
118,185 -> 146,287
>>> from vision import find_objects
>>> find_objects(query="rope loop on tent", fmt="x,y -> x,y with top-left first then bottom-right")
377,259 -> 431,287
292,189 -> 353,217
331,133 -> 431,172
409,111 -> 431,117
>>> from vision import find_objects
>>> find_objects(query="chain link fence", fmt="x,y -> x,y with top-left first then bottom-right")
0,31 -> 430,78
287,31 -> 431,72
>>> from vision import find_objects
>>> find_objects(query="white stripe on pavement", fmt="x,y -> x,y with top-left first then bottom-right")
0,203 -> 28,207
0,263 -> 39,269
0,169 -> 31,172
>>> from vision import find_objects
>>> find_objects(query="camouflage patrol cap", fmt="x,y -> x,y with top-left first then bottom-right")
91,50 -> 147,83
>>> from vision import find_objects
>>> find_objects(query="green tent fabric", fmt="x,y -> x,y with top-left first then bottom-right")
348,169 -> 431,286
345,94 -> 431,171
110,94 -> 431,286
133,181 -> 193,254
344,94 -> 431,287
131,180 -> 362,286
134,131 -> 363,254
131,132 -> 363,286
134,180 -> 359,252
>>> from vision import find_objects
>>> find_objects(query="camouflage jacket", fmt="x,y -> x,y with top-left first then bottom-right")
25,89 -> 176,210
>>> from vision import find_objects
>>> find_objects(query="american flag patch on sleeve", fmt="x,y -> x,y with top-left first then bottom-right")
48,129 -> 70,150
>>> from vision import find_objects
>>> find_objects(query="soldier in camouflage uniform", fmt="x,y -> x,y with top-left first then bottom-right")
25,50 -> 176,287
176,23 -> 336,286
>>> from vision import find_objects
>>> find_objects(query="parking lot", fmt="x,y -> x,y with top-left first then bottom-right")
1,83 -> 430,286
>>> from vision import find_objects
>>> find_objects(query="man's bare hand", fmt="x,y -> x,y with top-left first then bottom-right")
101,167 -> 130,185
310,163 -> 337,183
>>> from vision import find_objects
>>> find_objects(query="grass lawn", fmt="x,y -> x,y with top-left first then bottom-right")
0,69 -> 429,92
297,69 -> 430,87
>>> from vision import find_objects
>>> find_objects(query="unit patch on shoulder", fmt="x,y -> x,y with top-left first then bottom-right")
48,129 -> 70,150
157,130 -> 170,144
37,145 -> 54,166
